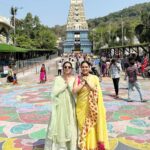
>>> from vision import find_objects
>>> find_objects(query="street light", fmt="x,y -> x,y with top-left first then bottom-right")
100,31 -> 103,45
121,15 -> 124,46
92,28 -> 96,51
108,22 -> 111,44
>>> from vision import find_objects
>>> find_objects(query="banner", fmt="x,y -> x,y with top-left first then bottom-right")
3,66 -> 9,74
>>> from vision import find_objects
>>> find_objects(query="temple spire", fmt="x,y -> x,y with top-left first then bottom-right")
67,0 -> 88,30
64,0 -> 92,53
71,0 -> 83,4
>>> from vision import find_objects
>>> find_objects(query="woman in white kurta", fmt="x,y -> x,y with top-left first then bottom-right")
44,61 -> 77,150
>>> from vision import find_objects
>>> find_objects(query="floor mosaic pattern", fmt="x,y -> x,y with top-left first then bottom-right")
0,75 -> 150,150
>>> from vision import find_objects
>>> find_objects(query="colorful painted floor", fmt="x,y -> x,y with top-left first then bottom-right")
0,74 -> 150,150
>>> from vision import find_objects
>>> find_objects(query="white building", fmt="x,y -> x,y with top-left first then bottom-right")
0,16 -> 13,44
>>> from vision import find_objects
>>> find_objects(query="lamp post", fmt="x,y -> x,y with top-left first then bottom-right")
100,31 -> 103,45
108,22 -> 111,45
121,15 -> 124,46
92,28 -> 96,51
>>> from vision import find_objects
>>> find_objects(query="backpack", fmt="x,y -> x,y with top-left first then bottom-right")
127,67 -> 137,83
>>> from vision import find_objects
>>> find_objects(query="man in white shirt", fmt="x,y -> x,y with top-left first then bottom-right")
57,60 -> 62,75
109,59 -> 122,98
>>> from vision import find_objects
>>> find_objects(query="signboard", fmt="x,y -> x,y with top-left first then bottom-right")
3,66 -> 9,74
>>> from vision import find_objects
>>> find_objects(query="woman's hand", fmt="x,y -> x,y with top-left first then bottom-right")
73,76 -> 86,94
83,78 -> 96,91
64,80 -> 69,89
81,80 -> 86,87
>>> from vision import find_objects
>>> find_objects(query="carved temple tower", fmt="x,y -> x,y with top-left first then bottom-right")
63,0 -> 92,53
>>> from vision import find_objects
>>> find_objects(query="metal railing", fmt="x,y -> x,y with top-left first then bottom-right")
0,53 -> 58,77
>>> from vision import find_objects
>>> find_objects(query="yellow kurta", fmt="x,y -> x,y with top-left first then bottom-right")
76,74 -> 109,150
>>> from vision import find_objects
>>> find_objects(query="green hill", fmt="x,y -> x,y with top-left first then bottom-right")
52,2 -> 150,44
87,2 -> 150,29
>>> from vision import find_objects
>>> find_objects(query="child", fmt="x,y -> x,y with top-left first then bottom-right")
13,72 -> 18,85
126,58 -> 146,102
7,65 -> 14,83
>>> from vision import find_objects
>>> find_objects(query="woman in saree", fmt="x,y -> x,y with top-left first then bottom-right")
73,61 -> 109,150
40,64 -> 47,83
44,61 -> 77,150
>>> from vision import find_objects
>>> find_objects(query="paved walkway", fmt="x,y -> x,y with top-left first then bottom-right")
0,58 -> 150,150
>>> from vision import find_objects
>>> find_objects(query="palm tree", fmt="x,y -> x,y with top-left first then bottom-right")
10,7 -> 18,26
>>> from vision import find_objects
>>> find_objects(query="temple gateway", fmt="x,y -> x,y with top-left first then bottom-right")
63,0 -> 92,53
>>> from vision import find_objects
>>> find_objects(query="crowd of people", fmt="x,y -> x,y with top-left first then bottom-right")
3,52 -> 149,150
44,52 -> 149,150
54,53 -> 149,100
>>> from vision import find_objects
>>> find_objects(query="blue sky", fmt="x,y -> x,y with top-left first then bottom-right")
0,0 -> 149,27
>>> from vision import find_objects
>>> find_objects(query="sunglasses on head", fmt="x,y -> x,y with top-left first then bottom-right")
64,66 -> 72,69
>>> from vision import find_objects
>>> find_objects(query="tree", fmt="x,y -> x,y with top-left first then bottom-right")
16,35 -> 34,49
37,27 -> 56,49
135,11 -> 150,43
23,13 -> 34,37
13,12 -> 57,49
33,16 -> 40,27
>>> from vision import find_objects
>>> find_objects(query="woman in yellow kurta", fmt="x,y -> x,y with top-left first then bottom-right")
73,61 -> 109,150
